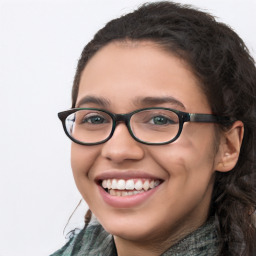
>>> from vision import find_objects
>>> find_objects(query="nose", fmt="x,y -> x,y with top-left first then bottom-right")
101,123 -> 145,164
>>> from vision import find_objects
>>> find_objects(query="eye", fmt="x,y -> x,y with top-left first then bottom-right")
150,115 -> 176,125
82,114 -> 107,124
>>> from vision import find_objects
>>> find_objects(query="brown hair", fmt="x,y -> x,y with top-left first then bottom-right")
71,2 -> 256,255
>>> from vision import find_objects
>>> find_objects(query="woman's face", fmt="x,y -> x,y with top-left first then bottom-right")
71,42 -> 221,244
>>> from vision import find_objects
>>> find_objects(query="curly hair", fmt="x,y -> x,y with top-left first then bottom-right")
71,2 -> 256,255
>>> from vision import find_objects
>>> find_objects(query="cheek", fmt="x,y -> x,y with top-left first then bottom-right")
71,143 -> 100,187
151,131 -> 216,214
149,125 -> 217,179
180,124 -> 217,163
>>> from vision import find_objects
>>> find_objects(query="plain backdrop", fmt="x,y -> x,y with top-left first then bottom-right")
0,0 -> 255,255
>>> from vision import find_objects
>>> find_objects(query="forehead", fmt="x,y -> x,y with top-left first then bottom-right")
77,41 -> 211,113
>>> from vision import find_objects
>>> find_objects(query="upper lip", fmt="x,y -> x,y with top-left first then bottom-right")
94,170 -> 164,183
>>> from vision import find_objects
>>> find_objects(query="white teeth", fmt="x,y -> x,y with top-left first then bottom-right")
111,179 -> 117,189
125,179 -> 135,190
117,179 -> 126,190
122,191 -> 128,196
102,180 -> 108,189
107,179 -> 112,189
143,180 -> 150,191
134,180 -> 143,191
101,178 -> 161,196
108,189 -> 145,197
149,180 -> 154,189
154,180 -> 160,187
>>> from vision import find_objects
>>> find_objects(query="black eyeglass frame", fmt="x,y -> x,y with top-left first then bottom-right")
58,107 -> 232,146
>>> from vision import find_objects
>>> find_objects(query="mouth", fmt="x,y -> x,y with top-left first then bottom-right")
100,178 -> 162,197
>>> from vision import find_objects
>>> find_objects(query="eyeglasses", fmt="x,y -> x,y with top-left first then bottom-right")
58,107 -> 231,145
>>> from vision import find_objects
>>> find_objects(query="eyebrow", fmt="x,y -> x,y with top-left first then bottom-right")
134,96 -> 185,110
76,95 -> 185,110
76,96 -> 110,108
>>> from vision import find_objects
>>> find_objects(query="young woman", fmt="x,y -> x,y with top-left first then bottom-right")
52,2 -> 256,255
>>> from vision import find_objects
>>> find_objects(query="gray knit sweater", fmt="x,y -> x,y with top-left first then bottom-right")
51,218 -> 219,256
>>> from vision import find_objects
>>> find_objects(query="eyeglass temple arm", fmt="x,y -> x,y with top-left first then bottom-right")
188,113 -> 232,124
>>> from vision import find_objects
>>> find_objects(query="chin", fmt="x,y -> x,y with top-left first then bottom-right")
96,212 -> 165,242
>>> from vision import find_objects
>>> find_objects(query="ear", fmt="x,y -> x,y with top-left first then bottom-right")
215,121 -> 244,172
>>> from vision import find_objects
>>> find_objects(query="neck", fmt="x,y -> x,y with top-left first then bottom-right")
113,219 -> 205,256
114,236 -> 168,256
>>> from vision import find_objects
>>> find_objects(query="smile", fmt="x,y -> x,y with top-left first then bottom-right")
101,178 -> 161,197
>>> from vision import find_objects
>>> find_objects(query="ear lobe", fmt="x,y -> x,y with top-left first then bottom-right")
215,121 -> 244,172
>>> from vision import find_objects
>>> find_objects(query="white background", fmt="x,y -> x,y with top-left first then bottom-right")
0,0 -> 255,255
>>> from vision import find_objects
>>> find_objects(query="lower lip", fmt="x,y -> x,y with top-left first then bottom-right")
98,185 -> 161,208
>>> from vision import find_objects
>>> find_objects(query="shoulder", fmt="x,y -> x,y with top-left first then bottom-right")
50,222 -> 117,256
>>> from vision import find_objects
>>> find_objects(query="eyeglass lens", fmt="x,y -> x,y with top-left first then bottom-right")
65,109 -> 180,144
